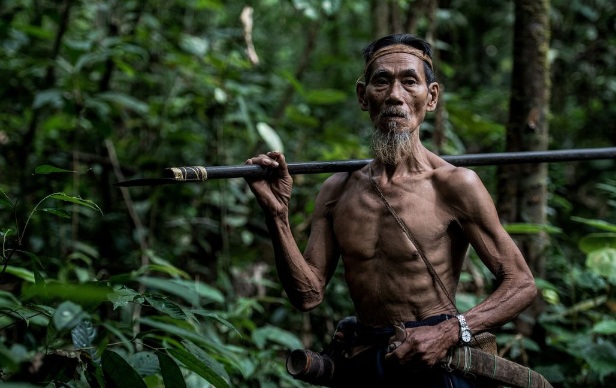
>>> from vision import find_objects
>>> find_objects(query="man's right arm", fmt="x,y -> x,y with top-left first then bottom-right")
246,151 -> 341,311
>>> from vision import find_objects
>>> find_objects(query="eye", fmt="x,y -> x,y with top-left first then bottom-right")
373,77 -> 389,86
403,78 -> 417,86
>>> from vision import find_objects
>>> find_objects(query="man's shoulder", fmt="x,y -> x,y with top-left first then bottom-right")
433,163 -> 481,187
431,162 -> 488,204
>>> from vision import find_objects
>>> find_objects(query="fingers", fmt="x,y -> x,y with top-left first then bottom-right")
245,151 -> 285,169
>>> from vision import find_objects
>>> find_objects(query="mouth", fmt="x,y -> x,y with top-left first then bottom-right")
379,108 -> 408,119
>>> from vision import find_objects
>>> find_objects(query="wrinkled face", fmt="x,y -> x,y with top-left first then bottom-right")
357,52 -> 439,134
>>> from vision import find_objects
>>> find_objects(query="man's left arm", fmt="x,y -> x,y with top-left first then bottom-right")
450,168 -> 537,336
385,167 -> 537,366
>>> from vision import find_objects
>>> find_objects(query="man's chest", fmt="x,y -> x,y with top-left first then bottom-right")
330,186 -> 456,260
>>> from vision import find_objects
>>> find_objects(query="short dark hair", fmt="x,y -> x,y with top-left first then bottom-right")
362,34 -> 436,85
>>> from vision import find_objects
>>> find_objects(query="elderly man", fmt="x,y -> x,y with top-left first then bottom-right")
246,34 -> 537,387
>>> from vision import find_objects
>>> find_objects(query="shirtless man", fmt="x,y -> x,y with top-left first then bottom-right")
246,34 -> 537,387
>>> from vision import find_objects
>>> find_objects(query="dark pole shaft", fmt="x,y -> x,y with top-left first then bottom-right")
116,147 -> 616,187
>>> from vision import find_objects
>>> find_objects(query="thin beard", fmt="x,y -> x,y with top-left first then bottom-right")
371,129 -> 414,165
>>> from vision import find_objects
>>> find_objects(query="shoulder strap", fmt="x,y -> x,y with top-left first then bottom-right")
368,165 -> 459,315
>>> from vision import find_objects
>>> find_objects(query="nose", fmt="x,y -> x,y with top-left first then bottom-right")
385,80 -> 404,105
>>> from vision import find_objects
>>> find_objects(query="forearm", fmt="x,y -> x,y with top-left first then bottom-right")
463,271 -> 537,334
265,214 -> 324,311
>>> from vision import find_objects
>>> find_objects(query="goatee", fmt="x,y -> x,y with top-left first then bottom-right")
371,129 -> 415,166
371,105 -> 419,164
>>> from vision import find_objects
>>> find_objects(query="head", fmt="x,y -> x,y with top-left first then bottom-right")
356,34 -> 439,165
361,34 -> 436,85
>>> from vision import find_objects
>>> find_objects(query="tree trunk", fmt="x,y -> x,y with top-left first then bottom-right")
497,0 -> 551,336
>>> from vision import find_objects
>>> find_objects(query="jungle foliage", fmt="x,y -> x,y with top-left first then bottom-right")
1,0 -> 615,387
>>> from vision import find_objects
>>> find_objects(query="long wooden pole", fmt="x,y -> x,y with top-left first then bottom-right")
116,147 -> 616,187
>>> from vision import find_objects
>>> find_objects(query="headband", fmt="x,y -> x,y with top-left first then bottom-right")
361,44 -> 433,82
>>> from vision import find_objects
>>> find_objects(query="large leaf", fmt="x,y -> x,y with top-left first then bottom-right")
158,352 -> 187,388
102,350 -> 148,388
168,347 -> 229,388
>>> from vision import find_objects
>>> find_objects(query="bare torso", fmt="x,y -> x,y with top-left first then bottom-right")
327,162 -> 469,326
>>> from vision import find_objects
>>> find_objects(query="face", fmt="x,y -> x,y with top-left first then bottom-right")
356,52 -> 439,134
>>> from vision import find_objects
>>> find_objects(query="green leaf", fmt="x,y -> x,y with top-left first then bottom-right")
578,341 -> 616,380
190,310 -> 239,335
158,352 -> 187,388
168,347 -> 230,388
251,325 -> 303,350
578,233 -> 616,254
182,341 -> 230,381
40,208 -> 72,218
102,350 -> 148,388
49,193 -> 102,214
586,248 -> 616,284
52,301 -> 88,331
98,91 -> 149,114
256,122 -> 284,152
107,288 -> 142,310
140,317 -> 206,346
592,320 -> 616,335
137,277 -> 224,305
4,266 -> 35,282
503,223 -> 562,234
34,165 -> 75,174
145,295 -> 188,320
304,88 -> 347,105
571,216 -> 616,232
130,351 -> 160,377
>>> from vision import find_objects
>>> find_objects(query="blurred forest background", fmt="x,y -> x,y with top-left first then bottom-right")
1,0 -> 615,387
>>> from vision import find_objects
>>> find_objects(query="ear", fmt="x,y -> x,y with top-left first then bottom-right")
356,81 -> 368,111
426,82 -> 440,112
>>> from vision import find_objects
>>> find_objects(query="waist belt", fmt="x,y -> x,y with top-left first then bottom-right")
355,314 -> 453,343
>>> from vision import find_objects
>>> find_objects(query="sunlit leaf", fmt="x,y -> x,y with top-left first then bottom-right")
256,122 -> 284,152
578,233 -> 616,254
586,248 -> 616,284
4,266 -> 35,283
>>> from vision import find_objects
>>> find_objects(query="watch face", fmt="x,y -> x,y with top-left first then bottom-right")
462,330 -> 472,343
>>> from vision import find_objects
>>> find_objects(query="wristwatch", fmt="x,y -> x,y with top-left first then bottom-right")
456,314 -> 472,345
